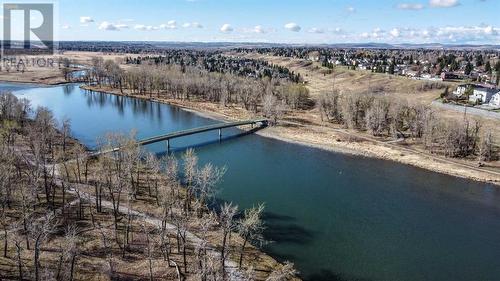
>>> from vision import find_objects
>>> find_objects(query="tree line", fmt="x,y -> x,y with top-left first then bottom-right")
318,90 -> 497,161
126,52 -> 302,82
83,58 -> 311,122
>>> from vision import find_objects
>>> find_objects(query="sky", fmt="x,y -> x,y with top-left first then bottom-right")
2,0 -> 500,44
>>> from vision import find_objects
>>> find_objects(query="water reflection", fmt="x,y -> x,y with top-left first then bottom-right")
83,90 -> 167,124
63,84 -> 75,96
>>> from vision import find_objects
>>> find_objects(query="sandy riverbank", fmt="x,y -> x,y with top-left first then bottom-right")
80,84 -> 500,186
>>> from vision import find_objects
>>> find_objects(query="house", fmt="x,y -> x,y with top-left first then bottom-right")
441,72 -> 460,81
468,84 -> 499,104
453,84 -> 472,98
489,92 -> 500,107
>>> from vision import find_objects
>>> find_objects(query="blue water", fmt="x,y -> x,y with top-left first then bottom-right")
9,82 -> 500,281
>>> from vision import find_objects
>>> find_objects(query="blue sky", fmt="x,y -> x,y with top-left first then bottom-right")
4,0 -> 500,44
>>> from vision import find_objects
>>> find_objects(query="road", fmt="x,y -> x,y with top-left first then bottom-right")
431,101 -> 500,120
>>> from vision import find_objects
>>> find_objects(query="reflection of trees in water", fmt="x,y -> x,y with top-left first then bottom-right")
62,84 -> 75,96
83,90 -> 170,125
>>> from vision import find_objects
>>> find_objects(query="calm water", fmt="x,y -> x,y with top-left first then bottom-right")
9,83 -> 500,281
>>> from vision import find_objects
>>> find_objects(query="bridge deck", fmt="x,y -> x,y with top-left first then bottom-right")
92,119 -> 267,156
138,118 -> 267,146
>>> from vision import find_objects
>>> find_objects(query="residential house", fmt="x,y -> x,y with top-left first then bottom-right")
441,72 -> 460,81
453,84 -> 472,98
468,84 -> 499,104
489,92 -> 500,107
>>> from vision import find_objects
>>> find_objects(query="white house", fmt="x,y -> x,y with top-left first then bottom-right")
453,84 -> 472,97
489,92 -> 500,107
469,85 -> 498,104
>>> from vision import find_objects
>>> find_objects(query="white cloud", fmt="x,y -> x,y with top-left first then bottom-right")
347,6 -> 356,13
253,25 -> 265,34
182,22 -> 203,28
429,0 -> 460,7
80,16 -> 94,24
191,22 -> 203,28
160,20 -> 177,29
390,28 -> 401,37
332,27 -> 343,33
354,24 -> 499,43
134,24 -> 159,31
220,24 -> 233,33
397,3 -> 425,10
484,25 -> 495,35
115,24 -> 129,29
308,27 -> 324,34
98,21 -> 120,31
284,22 -> 301,32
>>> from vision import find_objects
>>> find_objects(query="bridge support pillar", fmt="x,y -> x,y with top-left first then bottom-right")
166,139 -> 170,153
218,128 -> 222,142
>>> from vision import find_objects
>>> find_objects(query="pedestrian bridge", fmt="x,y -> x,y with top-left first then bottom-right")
91,118 -> 268,156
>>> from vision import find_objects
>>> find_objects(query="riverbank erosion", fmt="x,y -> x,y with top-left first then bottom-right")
80,84 -> 500,186
0,92 -> 298,280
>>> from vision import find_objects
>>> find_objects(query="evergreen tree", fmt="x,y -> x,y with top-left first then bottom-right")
485,61 -> 492,74
465,62 -> 473,76
476,54 -> 484,67
388,60 -> 396,75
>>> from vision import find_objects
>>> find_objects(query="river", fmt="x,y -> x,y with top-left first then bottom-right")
7,82 -> 500,281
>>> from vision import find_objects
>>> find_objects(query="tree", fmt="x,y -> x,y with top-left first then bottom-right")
388,60 -> 396,75
485,61 -> 492,74
476,54 -> 484,67
56,224 -> 78,281
141,223 -> 155,281
464,61 -> 473,76
262,93 -> 285,125
365,97 -> 392,136
495,61 -> 500,85
218,202 -> 238,275
317,90 -> 342,123
266,261 -> 298,281
29,212 -> 56,281
182,148 -> 198,212
195,163 -> 226,213
237,204 -> 266,268
479,131 -> 495,162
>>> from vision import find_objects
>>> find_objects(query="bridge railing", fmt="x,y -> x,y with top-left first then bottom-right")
90,118 -> 268,156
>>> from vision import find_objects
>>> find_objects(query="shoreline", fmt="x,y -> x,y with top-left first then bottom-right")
79,84 -> 500,187
2,77 -> 499,185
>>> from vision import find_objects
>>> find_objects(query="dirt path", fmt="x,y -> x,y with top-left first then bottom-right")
61,181 -> 241,273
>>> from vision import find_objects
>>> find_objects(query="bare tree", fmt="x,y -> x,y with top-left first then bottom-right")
262,93 -> 286,125
141,223 -> 155,281
317,90 -> 342,123
195,163 -> 226,212
29,212 -> 56,281
56,224 -> 78,281
237,204 -> 266,268
365,97 -> 392,136
219,202 -> 238,276
479,131 -> 495,162
183,148 -> 198,212
266,261 -> 298,281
